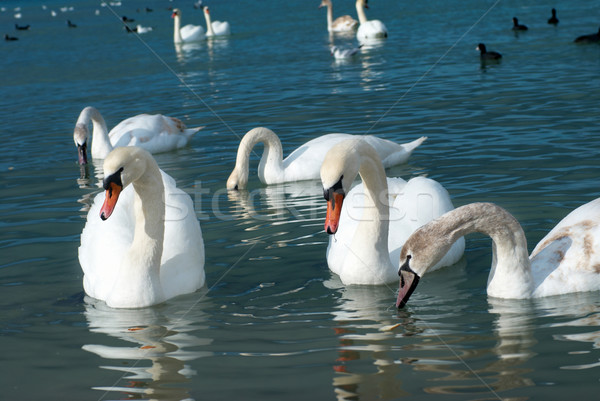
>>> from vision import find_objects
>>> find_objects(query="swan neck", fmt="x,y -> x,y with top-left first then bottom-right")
424,203 -> 534,297
326,3 -> 333,31
173,14 -> 182,43
354,146 -> 390,260
236,127 -> 284,184
355,0 -> 368,24
204,9 -> 214,36
79,107 -> 112,159
129,160 -> 165,278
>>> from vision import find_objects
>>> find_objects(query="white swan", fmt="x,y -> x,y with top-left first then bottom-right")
226,127 -> 426,190
320,0 -> 358,33
171,8 -> 205,43
202,5 -> 230,37
73,106 -> 203,164
396,202 -> 600,307
355,0 -> 388,41
78,147 -> 205,308
321,139 -> 464,285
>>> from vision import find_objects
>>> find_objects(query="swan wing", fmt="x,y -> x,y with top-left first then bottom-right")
530,198 -> 600,296
180,24 -> 205,41
283,134 -> 424,182
109,115 -> 200,154
388,176 -> 465,271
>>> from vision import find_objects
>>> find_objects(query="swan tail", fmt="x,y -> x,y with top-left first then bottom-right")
185,125 -> 205,138
382,136 -> 427,167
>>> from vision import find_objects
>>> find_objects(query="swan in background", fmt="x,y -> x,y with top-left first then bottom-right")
319,0 -> 358,33
171,8 -> 205,43
73,106 -> 203,164
202,5 -> 230,37
226,127 -> 426,189
355,0 -> 387,42
79,147 -> 205,308
321,139 -> 464,285
396,202 -> 600,308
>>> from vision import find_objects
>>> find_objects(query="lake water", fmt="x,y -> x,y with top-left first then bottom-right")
1,0 -> 599,399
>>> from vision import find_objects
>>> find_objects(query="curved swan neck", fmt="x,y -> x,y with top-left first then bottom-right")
203,7 -> 214,36
77,106 -> 113,159
355,0 -> 368,24
413,203 -> 534,298
235,127 -> 284,185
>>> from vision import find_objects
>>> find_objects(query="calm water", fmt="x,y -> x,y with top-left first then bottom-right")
1,0 -> 600,399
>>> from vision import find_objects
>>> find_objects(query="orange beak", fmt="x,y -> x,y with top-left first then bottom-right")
100,182 -> 122,221
324,192 -> 344,234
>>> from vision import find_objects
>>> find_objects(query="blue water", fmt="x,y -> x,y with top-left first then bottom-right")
1,0 -> 600,399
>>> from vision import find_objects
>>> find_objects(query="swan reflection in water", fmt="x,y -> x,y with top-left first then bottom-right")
82,293 -> 212,400
327,266 -> 600,400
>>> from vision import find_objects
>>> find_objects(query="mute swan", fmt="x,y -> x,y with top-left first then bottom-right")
226,127 -> 426,190
171,8 -> 205,43
355,0 -> 387,41
73,106 -> 202,165
202,5 -> 230,37
78,147 -> 205,308
320,0 -> 358,33
321,139 -> 464,285
396,202 -> 600,308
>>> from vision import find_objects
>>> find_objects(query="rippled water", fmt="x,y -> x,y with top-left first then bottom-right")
1,0 -> 600,399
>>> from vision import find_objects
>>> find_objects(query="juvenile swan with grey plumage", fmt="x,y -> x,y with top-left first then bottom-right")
397,202 -> 600,308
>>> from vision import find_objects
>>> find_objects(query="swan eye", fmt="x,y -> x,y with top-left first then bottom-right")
102,167 -> 124,191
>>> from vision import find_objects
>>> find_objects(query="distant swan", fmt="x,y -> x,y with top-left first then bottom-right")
73,106 -> 202,164
171,8 -> 205,43
355,0 -> 387,41
320,0 -> 358,33
202,5 -> 230,37
321,139 -> 464,285
79,147 -> 205,308
397,202 -> 600,307
226,127 -> 426,189
512,17 -> 528,31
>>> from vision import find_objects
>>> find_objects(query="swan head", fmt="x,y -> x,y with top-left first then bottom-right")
100,147 -> 149,220
320,139 -> 363,234
73,123 -> 89,165
226,166 -> 248,190
171,8 -> 181,18
357,0 -> 369,10
396,222 -> 454,308
319,0 -> 332,8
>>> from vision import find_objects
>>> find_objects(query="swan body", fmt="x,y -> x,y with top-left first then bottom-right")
73,106 -> 202,164
355,0 -> 388,41
226,127 -> 426,189
203,6 -> 230,37
79,147 -> 205,308
172,8 -> 205,43
320,0 -> 358,33
396,202 -> 600,307
321,139 -> 464,285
